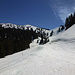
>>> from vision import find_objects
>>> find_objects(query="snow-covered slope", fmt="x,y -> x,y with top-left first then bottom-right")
0,24 -> 75,75
50,24 -> 75,42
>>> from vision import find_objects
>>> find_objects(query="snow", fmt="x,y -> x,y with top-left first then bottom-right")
0,25 -> 75,75
29,39 -> 39,48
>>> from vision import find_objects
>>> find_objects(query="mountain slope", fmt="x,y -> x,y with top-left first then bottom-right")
0,25 -> 75,75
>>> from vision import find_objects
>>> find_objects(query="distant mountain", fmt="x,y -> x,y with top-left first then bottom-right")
0,23 -> 65,36
0,23 -> 49,30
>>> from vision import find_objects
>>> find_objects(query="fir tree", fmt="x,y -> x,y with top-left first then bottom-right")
50,30 -> 53,37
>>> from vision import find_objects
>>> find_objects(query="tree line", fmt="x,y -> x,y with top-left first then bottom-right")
65,12 -> 75,30
0,27 -> 37,58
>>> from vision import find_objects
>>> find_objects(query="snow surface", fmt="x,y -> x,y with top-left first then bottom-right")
0,25 -> 75,75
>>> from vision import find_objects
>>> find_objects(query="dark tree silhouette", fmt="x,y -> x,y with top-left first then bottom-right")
60,25 -> 65,31
50,30 -> 53,37
65,12 -> 75,30
0,27 -> 38,58
57,28 -> 60,34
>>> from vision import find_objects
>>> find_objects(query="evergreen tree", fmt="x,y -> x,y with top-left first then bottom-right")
0,26 -> 38,58
57,28 -> 60,33
65,12 -> 75,30
50,30 -> 53,37
60,25 -> 64,31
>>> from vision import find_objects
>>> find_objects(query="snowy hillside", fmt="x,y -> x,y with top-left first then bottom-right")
0,24 -> 75,75
50,24 -> 75,42
0,23 -> 64,58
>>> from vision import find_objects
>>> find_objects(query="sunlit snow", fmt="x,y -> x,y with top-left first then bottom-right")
0,25 -> 75,75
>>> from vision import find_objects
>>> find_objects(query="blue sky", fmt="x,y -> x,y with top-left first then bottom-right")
0,0 -> 74,29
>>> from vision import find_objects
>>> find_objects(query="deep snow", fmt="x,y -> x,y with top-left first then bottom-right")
0,25 -> 75,75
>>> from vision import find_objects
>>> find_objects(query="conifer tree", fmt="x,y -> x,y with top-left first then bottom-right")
65,12 -> 75,30
50,30 -> 53,37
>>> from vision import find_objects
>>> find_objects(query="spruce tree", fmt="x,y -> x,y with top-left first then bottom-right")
50,30 -> 53,37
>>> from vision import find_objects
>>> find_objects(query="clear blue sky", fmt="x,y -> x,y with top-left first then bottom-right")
0,0 -> 74,29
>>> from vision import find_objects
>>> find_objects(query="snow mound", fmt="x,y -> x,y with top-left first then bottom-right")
29,39 -> 39,48
29,37 -> 41,48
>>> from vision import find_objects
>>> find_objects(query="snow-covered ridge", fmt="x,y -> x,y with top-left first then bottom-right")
0,23 -> 53,37
0,23 -> 65,37
0,23 -> 49,30
1,23 -> 24,29
0,23 -> 51,33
